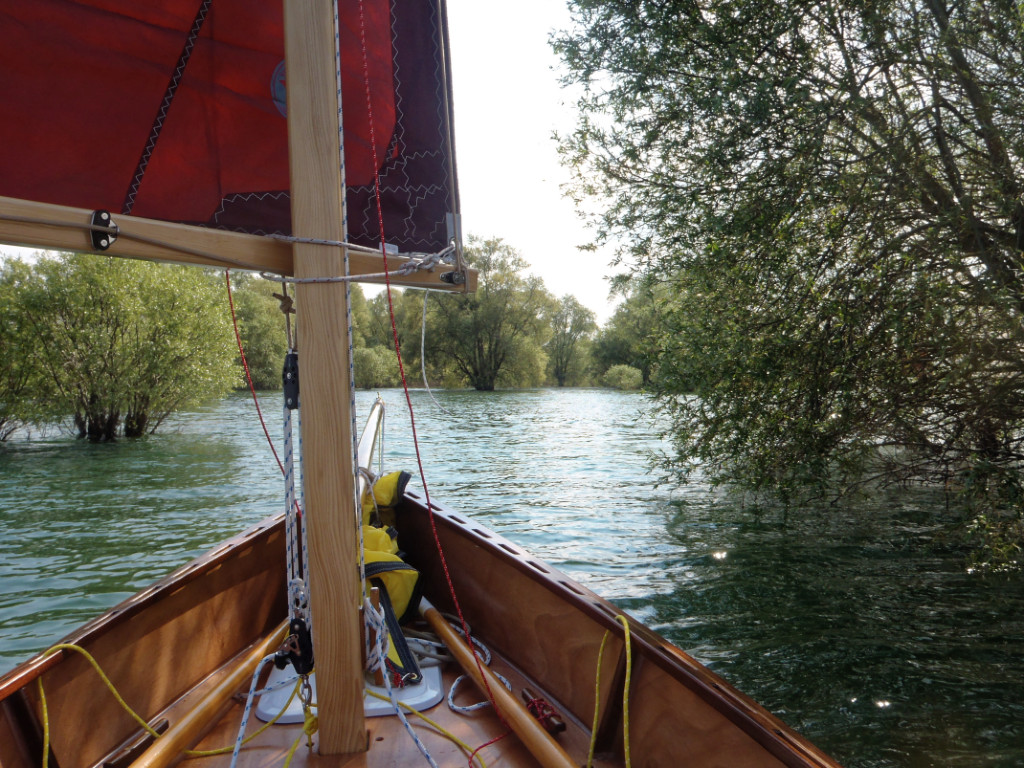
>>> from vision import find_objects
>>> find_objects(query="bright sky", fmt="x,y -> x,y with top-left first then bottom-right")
445,0 -> 620,323
1,3 -> 620,322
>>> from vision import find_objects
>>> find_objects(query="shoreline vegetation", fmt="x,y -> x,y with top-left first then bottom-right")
554,0 -> 1024,570
0,244 -> 646,443
2,245 -> 1021,569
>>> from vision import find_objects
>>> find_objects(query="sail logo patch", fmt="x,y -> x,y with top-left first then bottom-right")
272,61 -> 287,117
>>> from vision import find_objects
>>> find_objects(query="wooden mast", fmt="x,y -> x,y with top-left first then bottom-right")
282,0 -> 364,754
0,1 -> 475,755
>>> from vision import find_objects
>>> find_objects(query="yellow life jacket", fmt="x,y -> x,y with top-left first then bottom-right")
362,525 -> 418,620
363,523 -> 421,682
361,470 -> 411,528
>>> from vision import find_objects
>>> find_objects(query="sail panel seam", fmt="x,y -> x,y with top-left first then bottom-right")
122,0 -> 214,215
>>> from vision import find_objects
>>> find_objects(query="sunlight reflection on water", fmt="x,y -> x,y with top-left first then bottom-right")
2,388 -> 1022,767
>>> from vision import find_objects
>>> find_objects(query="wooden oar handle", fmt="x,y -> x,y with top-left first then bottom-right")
418,598 -> 578,768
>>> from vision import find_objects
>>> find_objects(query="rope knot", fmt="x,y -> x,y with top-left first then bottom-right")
303,712 -> 319,736
272,291 -> 295,315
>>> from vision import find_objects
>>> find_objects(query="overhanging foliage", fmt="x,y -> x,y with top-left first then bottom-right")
557,0 -> 1024,510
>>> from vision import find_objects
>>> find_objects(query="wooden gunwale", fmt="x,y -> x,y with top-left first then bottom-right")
400,489 -> 842,768
0,515 -> 285,702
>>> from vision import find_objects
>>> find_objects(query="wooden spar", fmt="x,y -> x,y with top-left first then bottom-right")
419,599 -> 579,768
282,0 -> 364,754
0,195 -> 477,291
0,1 -> 475,759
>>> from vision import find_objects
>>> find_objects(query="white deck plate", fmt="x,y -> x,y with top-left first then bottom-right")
254,662 -> 445,722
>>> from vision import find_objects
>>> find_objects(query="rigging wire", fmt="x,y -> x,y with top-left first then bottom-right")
354,0 -> 506,739
332,0 -> 368,619
420,292 -> 455,416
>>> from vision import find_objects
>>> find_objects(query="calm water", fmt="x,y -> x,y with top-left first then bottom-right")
1,389 -> 1022,767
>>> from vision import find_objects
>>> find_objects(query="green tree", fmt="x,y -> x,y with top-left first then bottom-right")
601,364 -> 643,391
558,1 -> 1024,508
0,259 -> 39,439
365,287 -> 425,385
547,294 -> 597,386
591,279 -> 659,386
347,282 -> 372,350
13,253 -> 237,440
353,346 -> 399,389
230,273 -> 290,390
426,237 -> 553,390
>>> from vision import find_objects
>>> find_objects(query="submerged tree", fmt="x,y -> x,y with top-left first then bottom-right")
546,294 -> 597,386
427,237 -> 553,390
557,1 -> 1024,507
13,253 -> 237,440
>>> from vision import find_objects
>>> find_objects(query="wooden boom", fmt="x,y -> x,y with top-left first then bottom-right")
0,195 -> 476,291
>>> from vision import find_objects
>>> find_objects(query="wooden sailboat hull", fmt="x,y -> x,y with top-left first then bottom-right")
0,1 -> 841,765
0,489 -> 841,768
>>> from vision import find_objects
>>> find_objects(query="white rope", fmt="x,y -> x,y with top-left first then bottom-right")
258,245 -> 455,285
283,397 -> 310,625
447,671 -> 512,714
268,233 -> 382,253
283,403 -> 301,619
254,673 -> 300,696
297,411 -> 309,592
364,595 -> 390,674
442,622 -> 507,713
367,598 -> 439,767
229,653 -> 277,768
346,231 -> 365,614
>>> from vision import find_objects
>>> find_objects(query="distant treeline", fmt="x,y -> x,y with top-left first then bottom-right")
0,241 -> 653,441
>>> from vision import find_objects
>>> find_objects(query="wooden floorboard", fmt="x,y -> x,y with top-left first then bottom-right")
188,653 -> 615,768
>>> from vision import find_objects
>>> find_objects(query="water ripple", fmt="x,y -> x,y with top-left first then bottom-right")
2,389 -> 1023,767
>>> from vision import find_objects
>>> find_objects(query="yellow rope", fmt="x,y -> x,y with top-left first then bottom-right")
40,644 -> 162,737
365,688 -> 488,768
36,678 -> 50,768
586,630 -> 612,768
586,615 -> 633,768
282,707 -> 318,767
183,679 -> 301,758
283,731 -> 304,767
33,642 -> 302,763
616,615 -> 632,768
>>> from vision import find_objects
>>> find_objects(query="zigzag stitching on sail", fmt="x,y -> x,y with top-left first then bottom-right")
122,0 -> 213,215
211,191 -> 291,220
369,0 -> 449,248
208,190 -> 291,236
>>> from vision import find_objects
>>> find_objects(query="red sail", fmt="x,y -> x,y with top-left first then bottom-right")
0,0 -> 458,254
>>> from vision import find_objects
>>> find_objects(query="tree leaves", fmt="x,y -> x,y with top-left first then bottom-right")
558,0 -> 1024,504
3,253 -> 236,440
